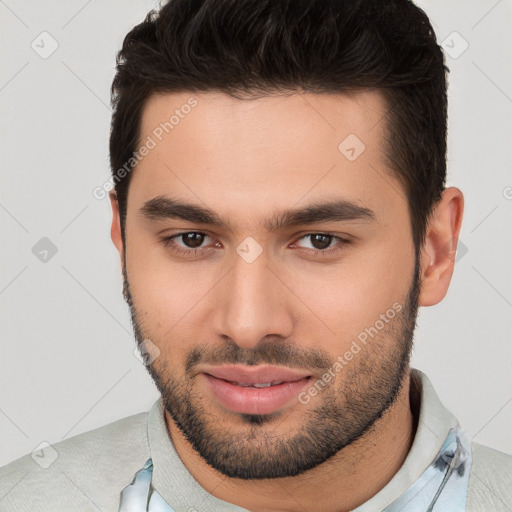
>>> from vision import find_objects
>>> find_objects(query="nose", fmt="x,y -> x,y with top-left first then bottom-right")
212,248 -> 294,350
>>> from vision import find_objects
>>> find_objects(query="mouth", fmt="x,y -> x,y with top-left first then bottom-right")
199,365 -> 313,415
216,379 -> 297,388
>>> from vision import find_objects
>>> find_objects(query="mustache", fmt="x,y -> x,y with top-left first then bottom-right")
184,339 -> 333,376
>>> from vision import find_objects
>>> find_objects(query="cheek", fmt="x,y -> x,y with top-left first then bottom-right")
288,243 -> 414,341
125,236 -> 223,346
128,264 -> 206,334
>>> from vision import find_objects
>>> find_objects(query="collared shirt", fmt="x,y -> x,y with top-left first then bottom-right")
1,369 -> 511,511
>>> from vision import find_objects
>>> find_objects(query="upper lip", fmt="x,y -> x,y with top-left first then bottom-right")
200,364 -> 312,385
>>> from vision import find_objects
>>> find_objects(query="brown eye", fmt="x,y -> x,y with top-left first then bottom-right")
309,234 -> 333,250
180,232 -> 206,248
161,231 -> 214,255
296,234 -> 337,251
292,233 -> 351,255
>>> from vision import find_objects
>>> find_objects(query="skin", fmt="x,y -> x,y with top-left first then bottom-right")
109,90 -> 463,512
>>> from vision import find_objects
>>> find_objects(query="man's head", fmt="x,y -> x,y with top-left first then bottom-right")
108,0 -> 463,480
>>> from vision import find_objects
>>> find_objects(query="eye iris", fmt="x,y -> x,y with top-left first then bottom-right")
183,232 -> 204,248
310,234 -> 332,250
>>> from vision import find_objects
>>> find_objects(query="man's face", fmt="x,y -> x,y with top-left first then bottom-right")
120,90 -> 419,479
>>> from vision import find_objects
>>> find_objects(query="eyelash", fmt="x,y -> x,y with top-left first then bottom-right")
160,231 -> 351,257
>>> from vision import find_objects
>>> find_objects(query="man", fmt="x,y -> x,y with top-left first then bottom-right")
1,0 -> 510,510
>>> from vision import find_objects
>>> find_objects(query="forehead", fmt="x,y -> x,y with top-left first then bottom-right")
128,89 -> 406,228
140,89 -> 386,148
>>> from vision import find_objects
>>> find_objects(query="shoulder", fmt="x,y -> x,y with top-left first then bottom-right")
467,442 -> 512,512
0,411 -> 150,512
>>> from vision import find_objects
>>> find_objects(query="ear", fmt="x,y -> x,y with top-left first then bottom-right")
109,190 -> 124,264
418,187 -> 464,307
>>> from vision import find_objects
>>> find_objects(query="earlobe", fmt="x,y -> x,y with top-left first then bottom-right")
109,191 -> 124,259
418,187 -> 464,307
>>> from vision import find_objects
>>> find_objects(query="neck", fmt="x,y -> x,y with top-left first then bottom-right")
165,371 -> 416,512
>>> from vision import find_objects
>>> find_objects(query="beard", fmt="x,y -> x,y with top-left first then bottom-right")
122,258 -> 420,480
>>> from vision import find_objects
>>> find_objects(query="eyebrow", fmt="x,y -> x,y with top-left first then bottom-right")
140,195 -> 376,232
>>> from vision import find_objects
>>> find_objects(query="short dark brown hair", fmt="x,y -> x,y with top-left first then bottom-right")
109,0 -> 449,252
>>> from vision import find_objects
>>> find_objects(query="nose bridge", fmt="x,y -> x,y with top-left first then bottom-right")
213,248 -> 293,349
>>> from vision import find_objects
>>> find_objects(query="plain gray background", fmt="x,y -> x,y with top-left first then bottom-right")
0,0 -> 511,467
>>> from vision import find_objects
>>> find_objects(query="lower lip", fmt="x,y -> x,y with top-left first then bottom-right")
203,374 -> 311,415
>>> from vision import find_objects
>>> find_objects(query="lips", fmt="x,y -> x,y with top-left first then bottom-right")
199,365 -> 313,415
201,364 -> 312,386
